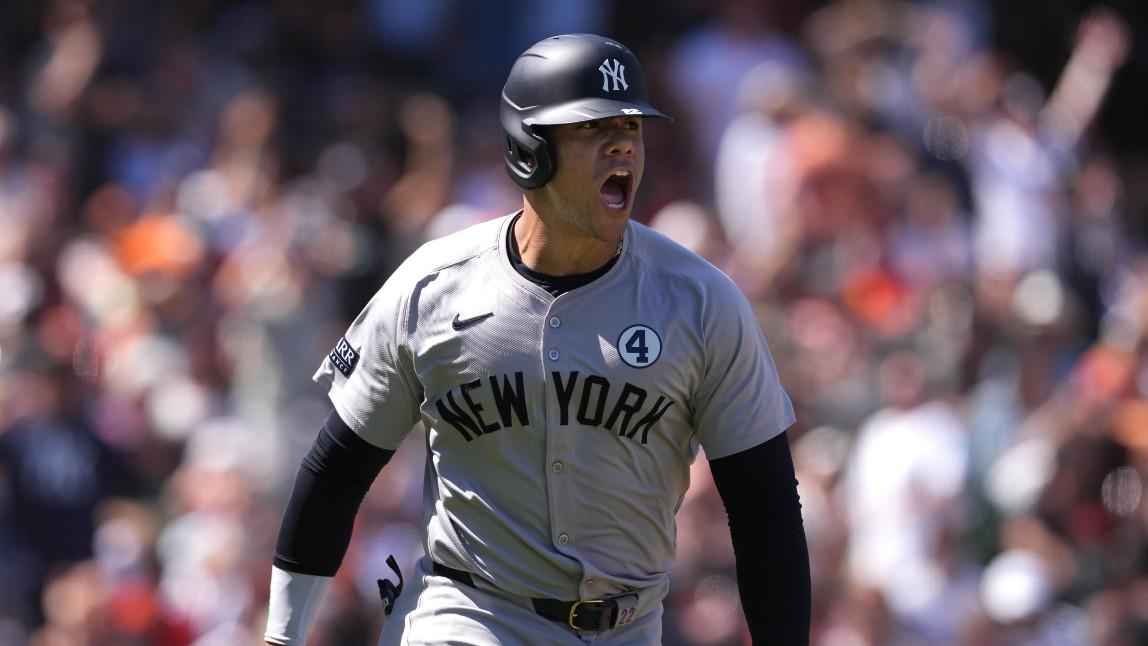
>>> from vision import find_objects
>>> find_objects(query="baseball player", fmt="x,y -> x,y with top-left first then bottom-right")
266,34 -> 810,645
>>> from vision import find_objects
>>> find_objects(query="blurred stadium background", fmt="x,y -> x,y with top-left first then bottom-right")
1,0 -> 1147,644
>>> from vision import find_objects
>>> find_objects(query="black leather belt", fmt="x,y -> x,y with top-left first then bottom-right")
432,562 -> 624,632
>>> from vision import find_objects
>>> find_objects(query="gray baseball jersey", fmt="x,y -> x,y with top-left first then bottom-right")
315,212 -> 794,609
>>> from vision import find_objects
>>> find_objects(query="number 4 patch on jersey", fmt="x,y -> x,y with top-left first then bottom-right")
617,325 -> 661,368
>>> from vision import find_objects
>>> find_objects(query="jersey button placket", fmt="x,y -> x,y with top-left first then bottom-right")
543,306 -> 574,553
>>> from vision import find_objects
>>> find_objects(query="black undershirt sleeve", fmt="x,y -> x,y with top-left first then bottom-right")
709,431 -> 811,645
273,410 -> 394,576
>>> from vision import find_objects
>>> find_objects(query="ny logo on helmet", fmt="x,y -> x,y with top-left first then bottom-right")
599,58 -> 628,92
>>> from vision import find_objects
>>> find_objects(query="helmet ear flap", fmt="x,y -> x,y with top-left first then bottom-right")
503,126 -> 554,190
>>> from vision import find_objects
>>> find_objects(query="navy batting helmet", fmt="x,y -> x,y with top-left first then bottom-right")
500,34 -> 670,190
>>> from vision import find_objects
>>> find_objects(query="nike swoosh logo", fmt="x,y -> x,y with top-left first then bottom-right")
452,312 -> 494,331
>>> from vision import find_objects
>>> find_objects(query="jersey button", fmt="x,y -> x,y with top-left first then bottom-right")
549,316 -> 561,328
551,461 -> 564,473
557,534 -> 569,545
548,349 -> 560,361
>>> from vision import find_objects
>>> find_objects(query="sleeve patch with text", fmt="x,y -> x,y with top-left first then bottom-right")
329,336 -> 360,377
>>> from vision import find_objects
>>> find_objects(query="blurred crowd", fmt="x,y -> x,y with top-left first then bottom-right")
1,0 -> 1147,644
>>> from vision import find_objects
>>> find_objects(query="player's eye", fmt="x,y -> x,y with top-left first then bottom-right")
623,119 -> 641,131
577,121 -> 598,129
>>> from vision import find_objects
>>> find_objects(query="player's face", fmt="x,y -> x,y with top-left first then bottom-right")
534,116 -> 645,243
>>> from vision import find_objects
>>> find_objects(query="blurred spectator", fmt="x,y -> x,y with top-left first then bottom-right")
840,351 -> 973,642
0,365 -> 138,630
714,60 -> 813,290
666,0 -> 809,198
889,169 -> 973,289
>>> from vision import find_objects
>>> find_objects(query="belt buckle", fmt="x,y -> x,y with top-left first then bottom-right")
568,599 -> 616,631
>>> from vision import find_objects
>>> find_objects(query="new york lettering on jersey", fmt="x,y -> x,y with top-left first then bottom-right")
434,370 -> 674,443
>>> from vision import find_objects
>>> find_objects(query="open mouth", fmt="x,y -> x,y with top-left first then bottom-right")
599,169 -> 632,210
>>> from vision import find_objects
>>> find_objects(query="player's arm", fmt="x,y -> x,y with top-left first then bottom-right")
265,409 -> 394,645
709,431 -> 810,645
